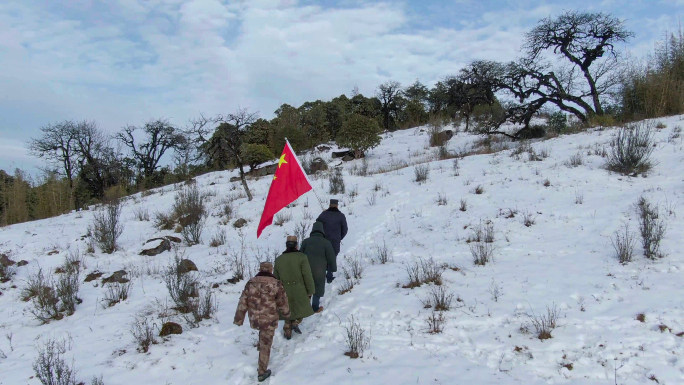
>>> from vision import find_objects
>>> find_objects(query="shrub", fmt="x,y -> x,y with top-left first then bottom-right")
131,316 -> 157,353
371,240 -> 392,264
522,211 -> 536,227
185,286 -> 218,328
403,257 -> 445,288
467,220 -> 494,243
606,123 -> 655,176
91,199 -> 123,254
426,311 -> 446,334
91,376 -> 104,385
636,197 -> 667,259
612,224 -> 636,264
452,158 -> 460,176
435,193 -> 448,206
174,185 -> 208,245
342,254 -> 365,281
414,164 -> 430,184
209,229 -> 227,248
473,185 -> 484,194
366,191 -> 377,206
133,207 -> 150,221
566,152 -> 584,167
548,111 -> 567,134
0,263 -> 15,283
421,286 -> 454,311
470,241 -> 494,266
329,168 -> 346,194
525,304 -> 560,340
293,221 -> 311,248
273,211 -> 292,226
241,143 -> 275,171
153,211 -> 175,230
102,282 -> 132,308
337,114 -> 382,158
459,198 -> 467,212
337,276 -> 355,295
428,124 -> 448,147
32,337 -> 77,385
163,252 -> 200,313
26,266 -> 81,323
344,315 -> 370,359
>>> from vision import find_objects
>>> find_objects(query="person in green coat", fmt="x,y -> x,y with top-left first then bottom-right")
300,221 -> 336,313
274,235 -> 316,339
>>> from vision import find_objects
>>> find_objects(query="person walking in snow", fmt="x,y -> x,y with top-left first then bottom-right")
234,262 -> 291,382
316,199 -> 348,282
274,235 -> 316,340
300,221 -> 336,313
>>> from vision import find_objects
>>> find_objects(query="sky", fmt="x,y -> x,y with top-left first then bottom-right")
0,0 -> 681,175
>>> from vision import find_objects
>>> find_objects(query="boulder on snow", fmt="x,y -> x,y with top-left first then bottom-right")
0,254 -> 16,267
165,236 -> 182,244
233,218 -> 248,229
332,150 -> 355,159
140,237 -> 171,256
17,260 -> 28,267
47,250 -> 59,256
317,145 -> 332,152
84,271 -> 104,283
178,259 -> 198,274
102,270 -> 129,284
159,322 -> 183,337
249,164 -> 277,178
430,130 -> 454,147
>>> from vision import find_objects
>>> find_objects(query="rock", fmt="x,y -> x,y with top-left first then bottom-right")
159,322 -> 183,337
341,154 -> 355,162
17,260 -> 28,267
332,150 -> 355,159
230,176 -> 241,182
0,254 -> 16,267
317,145 -> 331,152
209,182 -> 216,186
212,283 -> 220,289
140,238 -> 171,256
249,164 -> 277,178
102,270 -> 129,284
309,158 -> 328,173
47,250 -> 59,256
184,178 -> 196,185
233,218 -> 248,229
84,271 -> 104,282
430,130 -> 454,147
178,259 -> 198,274
165,236 -> 182,243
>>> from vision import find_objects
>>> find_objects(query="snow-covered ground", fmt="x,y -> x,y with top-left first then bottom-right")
2,117 -> 684,385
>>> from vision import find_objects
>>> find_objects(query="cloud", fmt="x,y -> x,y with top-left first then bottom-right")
0,0 -> 678,174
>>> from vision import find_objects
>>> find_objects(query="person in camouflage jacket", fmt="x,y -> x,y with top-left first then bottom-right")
234,261 -> 291,382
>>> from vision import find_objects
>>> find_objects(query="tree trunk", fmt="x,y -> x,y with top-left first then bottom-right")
582,69 -> 603,116
238,164 -> 253,201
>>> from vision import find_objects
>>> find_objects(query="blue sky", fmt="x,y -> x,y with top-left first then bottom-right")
0,0 -> 681,175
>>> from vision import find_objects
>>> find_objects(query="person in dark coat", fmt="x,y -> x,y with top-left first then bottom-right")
274,235 -> 316,340
316,199 -> 348,282
300,221 -> 336,313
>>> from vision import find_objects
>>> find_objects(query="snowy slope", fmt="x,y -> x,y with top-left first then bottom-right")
1,117 -> 684,385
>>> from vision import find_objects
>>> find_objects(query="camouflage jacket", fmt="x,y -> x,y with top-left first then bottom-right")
234,273 -> 291,330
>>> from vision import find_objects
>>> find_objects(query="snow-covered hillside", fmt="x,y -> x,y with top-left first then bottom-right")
2,117 -> 684,385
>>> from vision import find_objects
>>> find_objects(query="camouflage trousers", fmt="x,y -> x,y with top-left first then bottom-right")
283,318 -> 302,339
257,328 -> 275,376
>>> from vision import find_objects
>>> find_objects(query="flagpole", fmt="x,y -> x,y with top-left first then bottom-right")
285,138 -> 326,212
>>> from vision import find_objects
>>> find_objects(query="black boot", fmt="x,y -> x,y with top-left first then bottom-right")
292,324 -> 302,334
258,370 -> 271,382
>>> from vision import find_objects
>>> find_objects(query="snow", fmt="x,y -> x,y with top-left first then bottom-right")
2,117 -> 684,385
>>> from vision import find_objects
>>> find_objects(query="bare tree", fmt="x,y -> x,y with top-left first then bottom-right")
472,12 -> 633,138
116,119 -> 184,180
204,108 -> 258,201
27,121 -> 78,189
376,81 -> 402,130
72,120 -> 120,200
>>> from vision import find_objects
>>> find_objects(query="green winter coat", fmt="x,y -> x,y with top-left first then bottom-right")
274,250 -> 315,320
300,222 -> 337,297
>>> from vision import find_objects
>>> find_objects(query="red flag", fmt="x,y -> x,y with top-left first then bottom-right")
257,140 -> 313,238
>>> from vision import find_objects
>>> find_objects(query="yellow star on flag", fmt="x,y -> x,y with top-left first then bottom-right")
278,154 -> 288,168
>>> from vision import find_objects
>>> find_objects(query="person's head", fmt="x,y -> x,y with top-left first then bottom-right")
259,261 -> 273,274
329,199 -> 338,208
286,235 -> 298,250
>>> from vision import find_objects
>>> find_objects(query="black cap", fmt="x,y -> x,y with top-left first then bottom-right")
330,199 -> 339,206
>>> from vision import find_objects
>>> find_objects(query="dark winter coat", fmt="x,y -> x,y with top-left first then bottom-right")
316,207 -> 348,255
274,250 -> 316,320
233,272 -> 291,331
300,222 -> 337,297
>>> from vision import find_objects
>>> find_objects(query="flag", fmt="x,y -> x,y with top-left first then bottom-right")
257,140 -> 313,238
